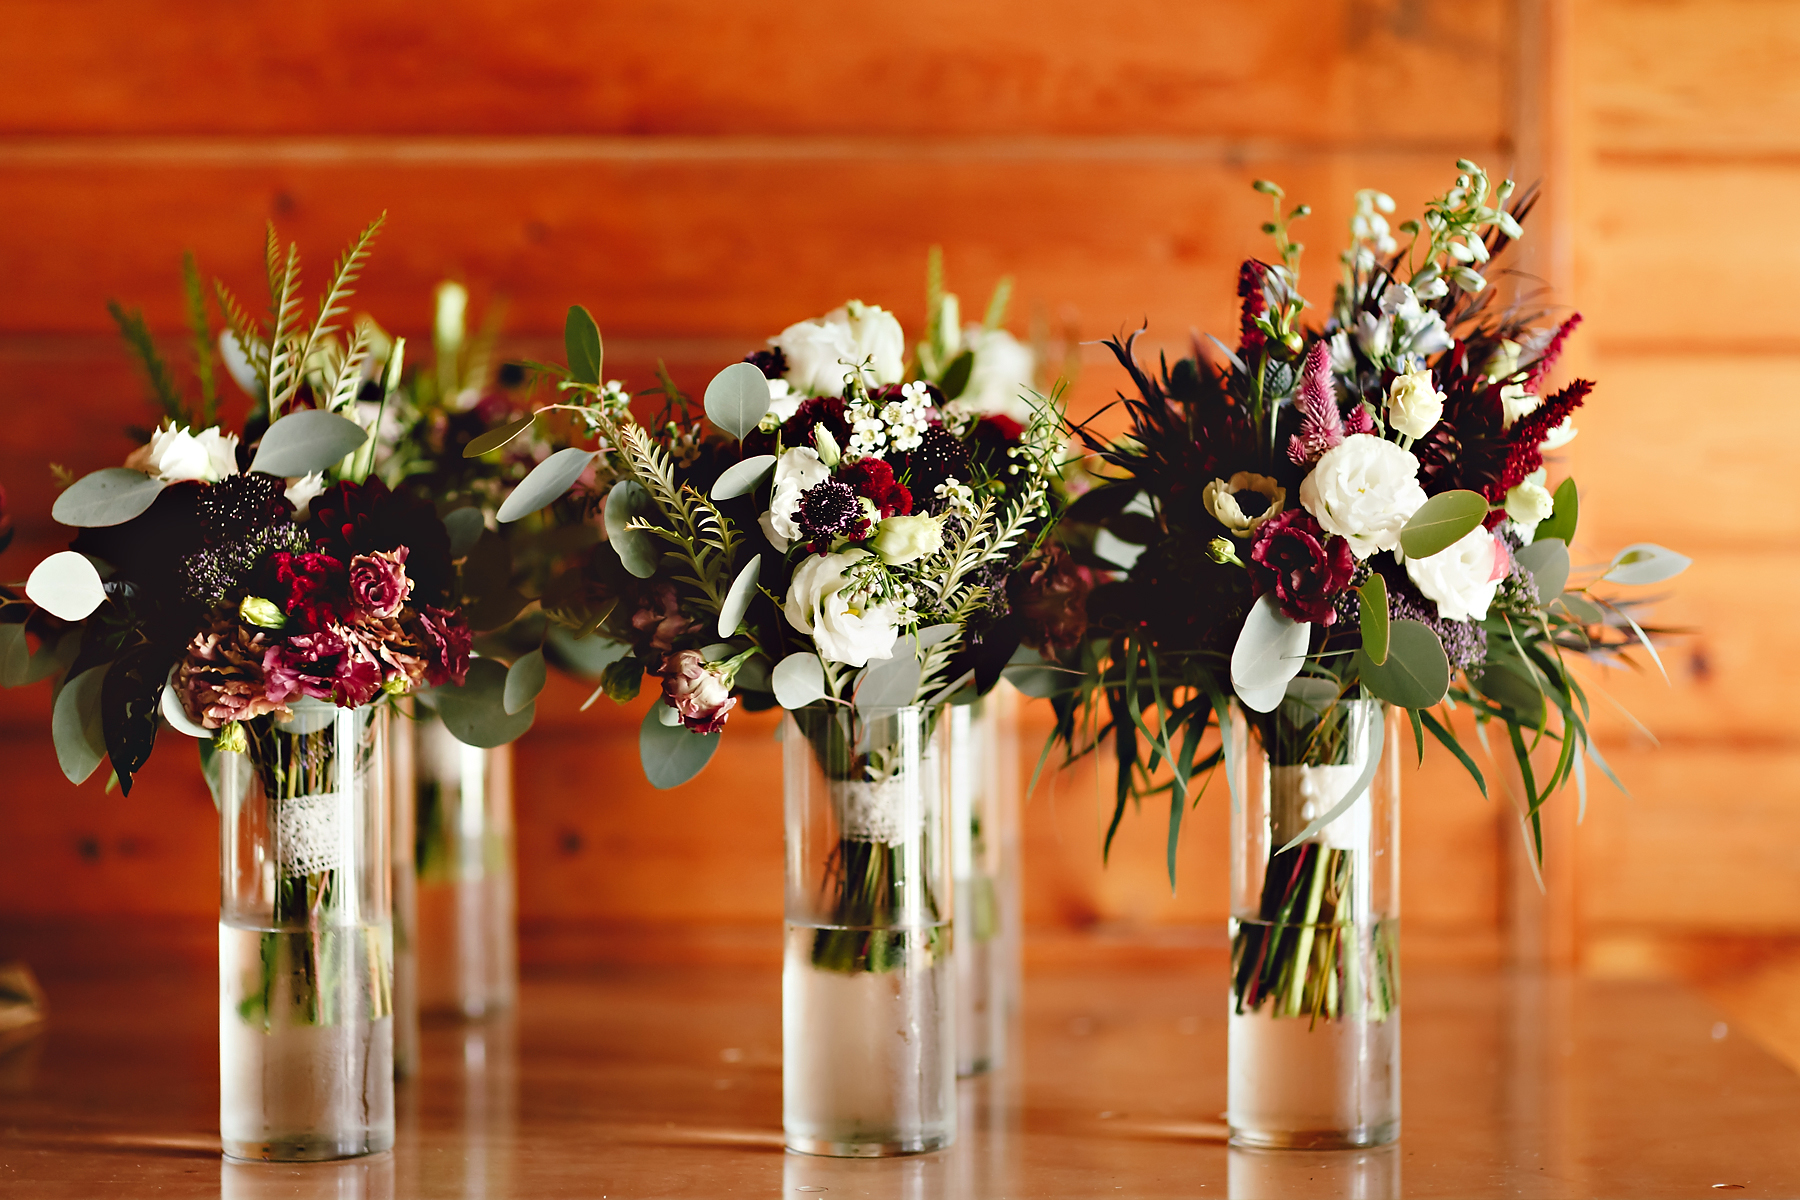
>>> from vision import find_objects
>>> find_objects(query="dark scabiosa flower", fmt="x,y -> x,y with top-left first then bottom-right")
1246,509 -> 1356,625
197,472 -> 294,543
836,457 -> 912,519
892,426 -> 966,509
744,347 -> 788,381
795,478 -> 867,546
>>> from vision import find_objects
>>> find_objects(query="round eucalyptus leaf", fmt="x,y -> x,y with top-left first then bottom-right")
1514,538 -> 1571,605
717,554 -> 762,639
26,552 -> 107,621
855,636 -> 922,709
704,361 -> 773,441
435,658 -> 537,747
1353,619 -> 1450,708
504,648 -> 547,716
1001,645 -> 1063,700
711,454 -> 776,501
1399,490 -> 1490,561
52,665 -> 108,785
444,507 -> 487,557
640,703 -> 720,788
251,410 -> 370,477
498,447 -> 596,524
603,479 -> 659,578
1601,542 -> 1692,586
50,468 -> 167,528
1230,593 -> 1310,693
772,652 -> 826,709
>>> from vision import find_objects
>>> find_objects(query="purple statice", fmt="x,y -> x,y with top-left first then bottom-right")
1332,569 -> 1489,672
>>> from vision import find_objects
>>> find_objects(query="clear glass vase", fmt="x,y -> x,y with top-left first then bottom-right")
218,699 -> 395,1161
412,706 -> 517,1019
783,704 -> 955,1157
1228,694 -> 1400,1150
948,695 -> 1018,1077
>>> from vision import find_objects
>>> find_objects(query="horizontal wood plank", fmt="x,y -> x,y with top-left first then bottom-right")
0,0 -> 1505,138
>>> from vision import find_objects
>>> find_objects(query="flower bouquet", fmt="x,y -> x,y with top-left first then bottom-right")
1047,162 -> 1689,1147
0,221 -> 527,1160
478,293 -> 1063,1152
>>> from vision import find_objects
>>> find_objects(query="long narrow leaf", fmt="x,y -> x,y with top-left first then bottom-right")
1422,709 -> 1487,799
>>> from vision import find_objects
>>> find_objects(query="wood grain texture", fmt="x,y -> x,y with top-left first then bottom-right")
0,0 -> 1504,138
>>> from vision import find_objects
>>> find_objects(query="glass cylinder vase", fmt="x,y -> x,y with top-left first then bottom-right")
1228,694 -> 1400,1150
948,695 -> 1018,1077
218,700 -> 395,1161
412,706 -> 517,1019
783,704 -> 955,1157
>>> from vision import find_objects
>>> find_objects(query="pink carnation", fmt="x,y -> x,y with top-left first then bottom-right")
416,606 -> 472,687
349,547 -> 412,620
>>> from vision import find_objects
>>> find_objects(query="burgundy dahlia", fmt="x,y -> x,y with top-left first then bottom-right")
1011,546 -> 1098,654
836,457 -> 912,518
1246,510 -> 1355,625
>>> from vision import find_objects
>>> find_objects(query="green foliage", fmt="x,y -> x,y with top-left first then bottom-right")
107,300 -> 189,425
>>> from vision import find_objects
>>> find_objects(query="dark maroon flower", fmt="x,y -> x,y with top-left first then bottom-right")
348,548 -> 412,620
271,551 -> 347,632
744,347 -> 788,380
836,457 -> 911,518
1010,546 -> 1098,653
655,648 -> 736,734
1236,260 -> 1269,356
1246,510 -> 1356,626
415,605 -> 472,687
780,396 -> 852,454
629,580 -> 694,658
795,478 -> 867,547
306,478 -> 454,606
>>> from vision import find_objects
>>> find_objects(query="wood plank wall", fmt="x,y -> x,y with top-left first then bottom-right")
13,0 -> 1743,975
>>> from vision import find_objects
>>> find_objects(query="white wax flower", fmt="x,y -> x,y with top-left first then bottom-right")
1298,434 -> 1427,559
783,549 -> 899,668
871,514 -> 942,566
1406,525 -> 1506,622
284,471 -> 326,519
1384,369 -> 1446,440
134,421 -> 240,483
947,326 -> 1037,424
757,447 -> 831,551
1505,469 -> 1555,539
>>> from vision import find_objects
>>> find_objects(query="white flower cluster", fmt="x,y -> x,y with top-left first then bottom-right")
769,301 -> 905,399
846,380 -> 934,459
1355,283 -> 1452,370
934,477 -> 979,519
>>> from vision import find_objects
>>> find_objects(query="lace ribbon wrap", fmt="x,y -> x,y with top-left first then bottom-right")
274,792 -> 348,877
831,777 -> 915,843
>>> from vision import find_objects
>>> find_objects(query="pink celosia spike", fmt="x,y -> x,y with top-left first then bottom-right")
1286,341 -> 1344,465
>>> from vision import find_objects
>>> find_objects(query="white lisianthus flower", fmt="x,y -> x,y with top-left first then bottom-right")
1504,468 -> 1555,540
1384,369 -> 1446,440
1499,382 -> 1539,429
871,514 -> 942,566
947,327 -> 1037,424
841,301 -> 905,386
1355,311 -> 1392,361
765,377 -> 802,425
1405,525 -> 1507,622
771,318 -> 860,398
1298,434 -> 1427,559
131,422 -> 241,483
757,447 -> 832,551
1328,330 -> 1356,375
783,549 -> 899,668
284,472 -> 326,519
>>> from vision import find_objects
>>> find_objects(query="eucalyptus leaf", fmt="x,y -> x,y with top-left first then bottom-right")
1514,537 -> 1571,605
640,703 -> 720,788
1535,477 -> 1579,544
1234,678 -> 1290,714
1353,618 -> 1450,708
1358,573 -> 1389,666
856,636 -> 923,708
772,652 -> 826,709
565,305 -> 604,385
444,507 -> 486,557
1558,592 -> 1605,624
26,551 -> 107,621
0,625 -> 29,688
251,410 -> 370,476
463,414 -> 535,459
503,649 -> 547,715
937,349 -> 975,401
435,658 -> 536,747
916,623 -> 958,648
710,454 -> 776,501
656,703 -> 683,726
717,554 -> 762,639
1477,658 -> 1546,724
50,468 -> 167,528
703,361 -> 772,441
52,665 -> 108,785
547,627 -> 631,679
1399,489 -> 1490,560
1230,593 -> 1311,695
604,479 -> 659,578
1281,677 -> 1341,722
1602,542 -> 1692,586
1000,646 -> 1063,699
497,447 -> 596,524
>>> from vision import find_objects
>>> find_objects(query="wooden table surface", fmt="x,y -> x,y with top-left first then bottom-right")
2,952 -> 1797,1198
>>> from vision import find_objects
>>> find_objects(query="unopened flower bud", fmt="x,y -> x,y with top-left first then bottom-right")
382,676 -> 411,696
216,722 -> 247,754
813,423 -> 842,467
1207,537 -> 1246,567
239,596 -> 285,630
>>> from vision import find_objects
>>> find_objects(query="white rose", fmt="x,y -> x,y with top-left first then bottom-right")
284,471 -> 326,519
839,301 -> 905,386
871,514 -> 942,566
1298,434 -> 1427,560
783,549 -> 899,668
1384,369 -> 1445,440
771,318 -> 859,398
1406,525 -> 1506,622
1504,469 -> 1554,539
947,327 -> 1036,424
137,422 -> 240,483
756,447 -> 831,551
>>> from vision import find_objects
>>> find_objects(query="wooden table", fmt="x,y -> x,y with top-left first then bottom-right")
2,953 -> 1797,1198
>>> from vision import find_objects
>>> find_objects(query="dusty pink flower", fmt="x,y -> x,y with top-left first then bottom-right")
176,622 -> 288,729
349,547 -> 412,620
263,628 -> 382,707
415,605 -> 472,687
631,581 -> 694,655
656,648 -> 736,734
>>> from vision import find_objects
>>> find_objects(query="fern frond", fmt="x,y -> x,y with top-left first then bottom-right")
181,252 -> 218,425
265,233 -> 305,414
326,320 -> 375,411
299,212 -> 385,384
106,300 -> 189,425
213,280 -> 270,393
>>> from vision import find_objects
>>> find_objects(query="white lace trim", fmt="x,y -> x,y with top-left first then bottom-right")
275,792 -> 347,876
832,777 -> 913,843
